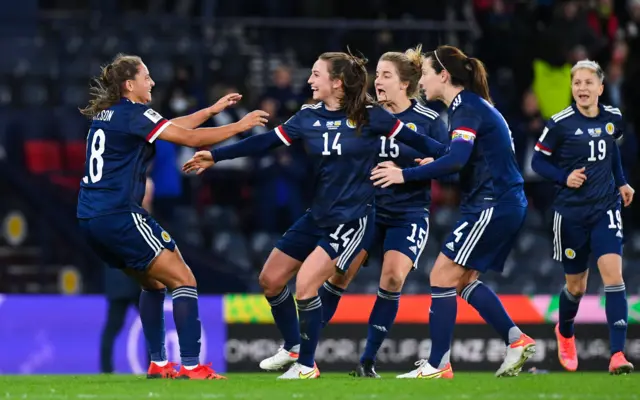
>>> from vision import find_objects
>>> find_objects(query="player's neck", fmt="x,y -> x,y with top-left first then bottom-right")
384,97 -> 412,114
123,94 -> 143,104
577,104 -> 599,118
442,86 -> 464,107
324,97 -> 341,111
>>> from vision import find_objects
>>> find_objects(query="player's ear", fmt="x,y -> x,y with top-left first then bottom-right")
332,78 -> 343,91
598,83 -> 604,96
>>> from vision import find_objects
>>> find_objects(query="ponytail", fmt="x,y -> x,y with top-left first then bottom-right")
80,54 -> 142,118
466,57 -> 492,104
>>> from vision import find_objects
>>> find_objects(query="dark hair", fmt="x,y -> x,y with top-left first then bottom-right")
424,45 -> 492,104
80,53 -> 143,117
379,44 -> 423,99
318,49 -> 374,131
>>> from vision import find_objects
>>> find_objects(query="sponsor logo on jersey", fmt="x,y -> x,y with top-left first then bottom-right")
588,128 -> 602,137
406,122 -> 417,131
313,120 -> 321,127
605,122 -> 615,136
574,128 -> 583,135
564,248 -> 576,259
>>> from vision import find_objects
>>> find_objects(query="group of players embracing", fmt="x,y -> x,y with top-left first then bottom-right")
77,43 -> 634,380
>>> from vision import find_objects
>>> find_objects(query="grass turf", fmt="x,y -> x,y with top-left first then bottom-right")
0,373 -> 636,400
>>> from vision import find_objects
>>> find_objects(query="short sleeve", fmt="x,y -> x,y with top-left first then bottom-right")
129,106 -> 171,143
274,112 -> 303,146
534,121 -> 562,156
449,105 -> 481,145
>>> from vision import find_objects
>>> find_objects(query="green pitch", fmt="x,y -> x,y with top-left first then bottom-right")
0,373 -> 636,400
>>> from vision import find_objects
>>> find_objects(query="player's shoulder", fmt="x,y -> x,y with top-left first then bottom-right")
297,102 -> 323,115
546,106 -> 576,130
449,91 -> 484,116
409,101 -> 440,122
601,104 -> 623,121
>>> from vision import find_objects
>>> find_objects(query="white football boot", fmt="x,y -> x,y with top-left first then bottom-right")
259,346 -> 299,371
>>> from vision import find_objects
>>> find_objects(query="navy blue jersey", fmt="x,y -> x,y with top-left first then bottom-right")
535,103 -> 623,220
375,101 -> 448,223
445,91 -> 526,213
274,102 -> 413,227
77,99 -> 171,218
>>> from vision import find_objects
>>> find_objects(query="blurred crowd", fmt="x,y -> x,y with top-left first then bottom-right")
1,0 -> 640,294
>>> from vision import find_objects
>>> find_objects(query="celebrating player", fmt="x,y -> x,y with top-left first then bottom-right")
371,45 -> 536,379
531,60 -> 634,375
77,54 -> 268,380
183,50 -> 448,379
315,47 -> 449,378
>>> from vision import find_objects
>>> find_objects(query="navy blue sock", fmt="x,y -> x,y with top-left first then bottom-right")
361,288 -> 400,364
428,287 -> 457,369
297,296 -> 323,368
319,281 -> 344,328
605,284 -> 628,354
461,280 -> 521,345
558,285 -> 582,338
266,286 -> 300,352
171,286 -> 200,366
139,288 -> 167,362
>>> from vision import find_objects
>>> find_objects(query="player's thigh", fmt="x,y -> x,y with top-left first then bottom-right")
296,246 -> 338,300
327,249 -> 367,290
440,205 -> 526,274
591,207 -> 624,285
318,212 -> 375,275
429,252 -> 468,288
382,216 -> 429,268
553,211 -> 591,275
259,248 -> 303,295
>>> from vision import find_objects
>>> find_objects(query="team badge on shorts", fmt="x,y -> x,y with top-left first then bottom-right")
161,231 -> 171,243
564,248 -> 576,259
605,122 -> 615,136
406,122 -> 417,131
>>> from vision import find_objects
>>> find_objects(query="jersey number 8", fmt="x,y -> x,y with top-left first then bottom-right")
87,129 -> 106,183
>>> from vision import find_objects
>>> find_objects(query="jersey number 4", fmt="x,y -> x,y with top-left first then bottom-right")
85,128 -> 106,183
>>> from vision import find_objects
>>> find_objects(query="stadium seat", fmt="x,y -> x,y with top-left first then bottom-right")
63,141 -> 86,173
211,231 -> 252,271
23,140 -> 63,174
202,205 -> 240,231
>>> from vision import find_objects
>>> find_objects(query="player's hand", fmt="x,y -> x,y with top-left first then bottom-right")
414,157 -> 434,166
566,167 -> 587,188
182,151 -> 215,175
619,184 -> 635,207
209,93 -> 242,115
238,110 -> 270,131
371,161 -> 405,188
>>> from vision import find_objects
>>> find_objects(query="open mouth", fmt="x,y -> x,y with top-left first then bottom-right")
377,89 -> 386,98
578,94 -> 589,101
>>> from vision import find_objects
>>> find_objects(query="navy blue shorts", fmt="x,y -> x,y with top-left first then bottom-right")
552,205 -> 624,275
441,205 -> 526,273
275,210 -> 375,273
372,216 -> 430,269
78,212 -> 176,271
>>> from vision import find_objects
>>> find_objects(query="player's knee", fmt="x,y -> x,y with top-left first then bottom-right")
259,270 -> 285,297
328,273 -> 350,290
429,260 -> 462,288
380,270 -> 405,292
565,281 -> 586,298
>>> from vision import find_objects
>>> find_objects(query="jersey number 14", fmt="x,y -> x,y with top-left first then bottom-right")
85,129 -> 106,183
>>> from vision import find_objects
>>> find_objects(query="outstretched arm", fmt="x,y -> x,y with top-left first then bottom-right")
212,130 -> 285,162
171,93 -> 242,129
389,122 -> 448,159
402,139 -> 472,182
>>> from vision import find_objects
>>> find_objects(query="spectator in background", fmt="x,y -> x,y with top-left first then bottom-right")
586,0 -> 619,64
251,98 -> 308,233
260,66 -> 302,121
100,178 -> 154,374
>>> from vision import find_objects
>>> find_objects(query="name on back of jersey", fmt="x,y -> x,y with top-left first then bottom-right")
93,110 -> 114,122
